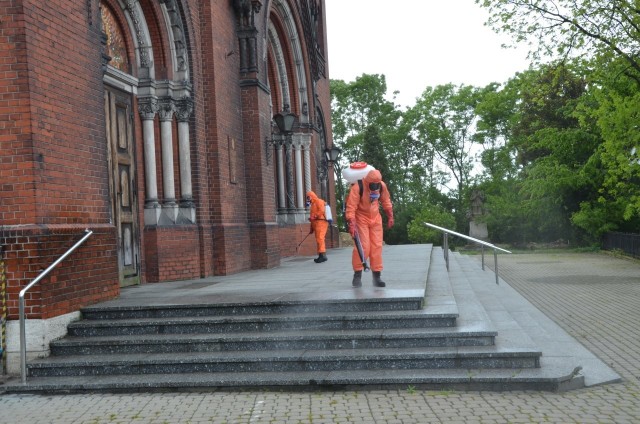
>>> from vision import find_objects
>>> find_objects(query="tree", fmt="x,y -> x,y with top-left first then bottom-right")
509,63 -> 601,242
410,84 -> 484,231
330,74 -> 402,229
361,125 -> 392,193
476,0 -> 640,86
476,0 -> 640,243
474,81 -> 519,182
330,74 -> 400,163
571,69 -> 640,238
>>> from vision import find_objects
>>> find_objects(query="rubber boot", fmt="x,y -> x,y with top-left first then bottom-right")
314,252 -> 328,263
372,271 -> 386,287
352,270 -> 362,288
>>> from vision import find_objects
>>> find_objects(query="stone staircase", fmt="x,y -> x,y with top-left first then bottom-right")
2,245 -> 590,393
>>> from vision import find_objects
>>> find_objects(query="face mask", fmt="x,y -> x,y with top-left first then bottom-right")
370,191 -> 380,202
305,197 -> 311,207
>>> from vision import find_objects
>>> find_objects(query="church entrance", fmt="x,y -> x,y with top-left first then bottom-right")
104,85 -> 140,287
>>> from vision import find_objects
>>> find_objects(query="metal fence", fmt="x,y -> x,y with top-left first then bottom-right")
602,232 -> 640,259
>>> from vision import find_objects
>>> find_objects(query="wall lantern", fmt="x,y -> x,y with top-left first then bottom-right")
273,110 -> 296,135
265,106 -> 297,165
324,145 -> 341,164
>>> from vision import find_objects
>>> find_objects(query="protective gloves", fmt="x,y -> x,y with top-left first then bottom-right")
347,219 -> 356,237
387,216 -> 394,229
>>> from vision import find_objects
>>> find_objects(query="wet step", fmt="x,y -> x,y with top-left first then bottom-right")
66,309 -> 458,337
4,365 -> 585,394
27,346 -> 542,377
51,325 -> 497,355
80,296 -> 426,320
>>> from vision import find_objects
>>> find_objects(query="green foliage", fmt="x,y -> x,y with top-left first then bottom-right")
409,83 -> 486,231
330,7 -> 640,248
330,74 -> 401,163
383,206 -> 413,245
407,206 -> 456,245
570,71 -> 640,237
361,125 -> 393,193
476,0 -> 640,85
474,81 -> 519,182
330,74 -> 402,228
475,1 -> 640,240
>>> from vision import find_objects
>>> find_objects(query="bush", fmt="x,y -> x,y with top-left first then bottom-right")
407,205 -> 456,244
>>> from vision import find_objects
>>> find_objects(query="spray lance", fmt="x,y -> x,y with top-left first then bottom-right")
296,231 -> 313,253
352,225 -> 370,272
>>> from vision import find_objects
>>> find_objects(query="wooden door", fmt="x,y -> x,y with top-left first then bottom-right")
105,86 -> 140,287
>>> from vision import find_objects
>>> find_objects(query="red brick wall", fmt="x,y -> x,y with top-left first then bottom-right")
194,0 -> 253,275
0,0 -> 119,319
143,226 -> 200,282
0,0 -> 336,324
0,0 -> 35,225
1,226 -> 119,320
22,0 -> 110,225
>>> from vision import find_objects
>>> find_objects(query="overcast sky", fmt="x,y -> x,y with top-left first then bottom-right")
324,0 -> 532,108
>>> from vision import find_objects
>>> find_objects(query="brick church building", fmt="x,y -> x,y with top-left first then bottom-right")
0,0 -> 337,373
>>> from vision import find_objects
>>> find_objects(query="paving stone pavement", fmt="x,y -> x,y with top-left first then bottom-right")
1,251 -> 639,424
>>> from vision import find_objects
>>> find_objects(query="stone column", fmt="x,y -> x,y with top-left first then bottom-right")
294,137 -> 304,211
302,135 -> 311,196
158,99 -> 178,224
276,140 -> 286,212
138,97 -> 160,225
175,97 -> 195,223
285,138 -> 295,211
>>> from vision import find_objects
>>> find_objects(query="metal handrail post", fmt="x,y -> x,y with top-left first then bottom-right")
443,233 -> 449,271
424,222 -> 510,285
493,248 -> 499,285
19,229 -> 93,384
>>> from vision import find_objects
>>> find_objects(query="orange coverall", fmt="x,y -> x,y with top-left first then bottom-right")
307,191 -> 328,254
345,169 -> 394,272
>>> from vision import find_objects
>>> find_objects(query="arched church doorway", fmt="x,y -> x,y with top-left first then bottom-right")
101,3 -> 141,287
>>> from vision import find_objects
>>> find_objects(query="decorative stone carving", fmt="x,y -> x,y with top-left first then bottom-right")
158,98 -> 175,121
138,97 -> 159,120
232,0 -> 262,74
175,96 -> 194,122
161,0 -> 188,72
299,0 -> 325,81
470,190 -> 485,217
232,0 -> 262,29
123,0 -> 150,68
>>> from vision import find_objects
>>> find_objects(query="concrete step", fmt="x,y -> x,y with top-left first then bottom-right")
65,309 -> 457,337
1,367 -> 586,394
27,346 -> 542,377
447,251 -> 537,352
50,325 -> 497,355
459,251 -> 622,388
2,244 -> 592,394
79,296 -> 425,320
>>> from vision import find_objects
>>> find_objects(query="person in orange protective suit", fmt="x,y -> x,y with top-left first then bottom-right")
345,169 -> 394,287
306,191 -> 329,263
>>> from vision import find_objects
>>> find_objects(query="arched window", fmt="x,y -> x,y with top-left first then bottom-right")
101,4 -> 129,73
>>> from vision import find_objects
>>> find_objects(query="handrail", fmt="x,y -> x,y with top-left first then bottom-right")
424,222 -> 511,285
19,229 -> 93,384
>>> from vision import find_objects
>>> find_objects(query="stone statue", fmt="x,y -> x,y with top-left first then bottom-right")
468,189 -> 488,241
470,189 -> 485,217
232,0 -> 261,29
